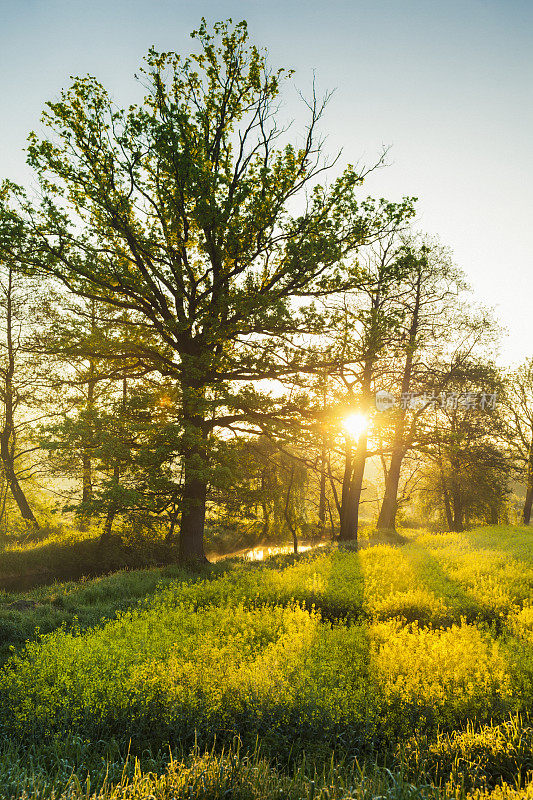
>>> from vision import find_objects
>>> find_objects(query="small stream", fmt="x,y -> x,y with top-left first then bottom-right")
210,541 -> 327,563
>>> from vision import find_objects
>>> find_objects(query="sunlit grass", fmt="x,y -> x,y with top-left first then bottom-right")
3,526 -> 533,797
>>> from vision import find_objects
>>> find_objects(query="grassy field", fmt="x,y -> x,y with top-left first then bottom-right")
2,526 -> 533,798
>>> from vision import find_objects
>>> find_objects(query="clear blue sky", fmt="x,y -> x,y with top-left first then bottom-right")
1,0 -> 531,364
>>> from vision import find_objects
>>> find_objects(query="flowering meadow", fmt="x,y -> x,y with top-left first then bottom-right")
2,526 -> 533,798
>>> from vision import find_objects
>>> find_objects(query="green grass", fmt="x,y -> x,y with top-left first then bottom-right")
0,525 -> 178,592
0,739 -> 441,800
0,545 -> 323,663
3,525 -> 533,798
0,565 -> 187,663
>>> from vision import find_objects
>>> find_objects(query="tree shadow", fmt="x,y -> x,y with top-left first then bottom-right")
464,525 -> 533,564
401,538 -> 507,629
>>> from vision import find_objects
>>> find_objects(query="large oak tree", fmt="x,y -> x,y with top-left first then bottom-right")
11,19 -> 413,561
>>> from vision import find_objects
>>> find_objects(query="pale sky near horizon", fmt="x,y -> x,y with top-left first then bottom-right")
0,0 -> 531,366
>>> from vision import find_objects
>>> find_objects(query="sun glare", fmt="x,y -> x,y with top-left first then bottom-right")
342,413 -> 368,440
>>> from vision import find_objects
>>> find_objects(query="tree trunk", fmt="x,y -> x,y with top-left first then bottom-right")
261,471 -> 270,539
261,503 -> 270,539
451,490 -> 464,532
0,432 -> 39,527
79,384 -> 94,531
339,441 -> 352,539
100,462 -> 119,542
283,463 -> 298,554
524,486 -> 533,526
524,438 -> 533,525
318,448 -> 327,536
317,380 -> 327,536
179,458 -> 208,562
166,505 -> 180,543
327,456 -> 341,529
327,498 -> 336,539
81,363 -> 96,509
377,267 -> 422,531
339,432 -> 367,544
178,377 -> 208,564
441,470 -> 454,531
82,451 -> 93,506
452,510 -> 464,532
376,446 -> 403,530
339,353 -> 374,544
0,481 -> 8,533
100,376 -> 126,543
79,301 -> 98,529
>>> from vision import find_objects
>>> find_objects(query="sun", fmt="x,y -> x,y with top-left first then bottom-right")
342,413 -> 368,440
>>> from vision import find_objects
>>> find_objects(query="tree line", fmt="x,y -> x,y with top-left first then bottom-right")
0,19 -> 530,562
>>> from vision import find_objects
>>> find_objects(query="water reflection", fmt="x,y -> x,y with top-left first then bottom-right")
245,543 -> 316,561
210,541 -> 326,564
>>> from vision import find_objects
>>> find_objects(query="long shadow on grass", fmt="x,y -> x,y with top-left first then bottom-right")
464,525 -> 533,565
395,539 -> 533,792
243,546 -> 373,763
401,540 -> 504,630
407,528 -> 533,622
0,544 -> 376,772
11,541 -> 528,785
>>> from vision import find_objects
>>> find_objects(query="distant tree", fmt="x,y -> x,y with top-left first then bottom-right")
12,19 -> 414,561
211,435 -> 309,550
417,360 -> 508,531
311,231 -> 412,544
37,298 -> 116,527
45,377 -> 182,540
502,359 -> 533,524
0,199 -> 55,529
375,239 -> 467,530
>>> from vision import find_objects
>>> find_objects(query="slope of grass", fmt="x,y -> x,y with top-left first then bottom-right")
0,545 -> 326,663
0,526 -> 178,592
